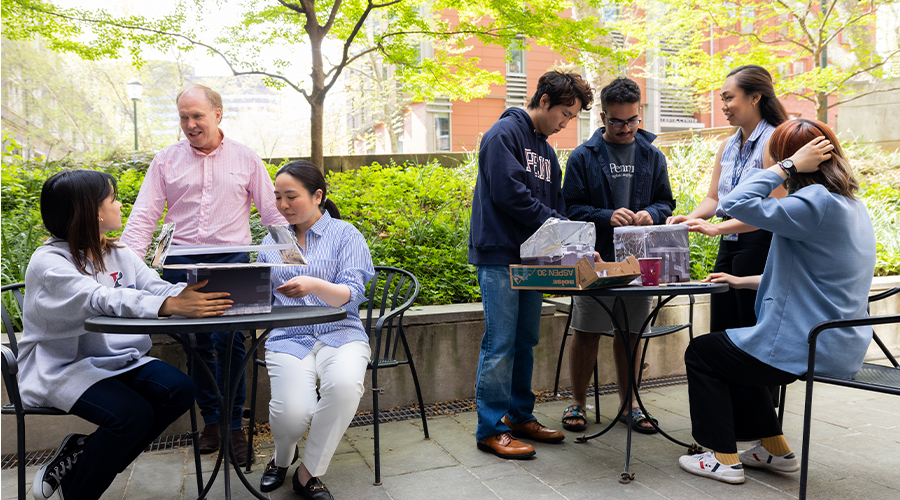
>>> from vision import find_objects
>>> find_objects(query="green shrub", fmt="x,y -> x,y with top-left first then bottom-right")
328,160 -> 479,305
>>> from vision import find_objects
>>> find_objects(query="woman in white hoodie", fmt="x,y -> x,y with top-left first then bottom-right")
19,169 -> 232,500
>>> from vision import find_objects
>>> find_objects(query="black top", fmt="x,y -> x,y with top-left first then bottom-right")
84,305 -> 347,335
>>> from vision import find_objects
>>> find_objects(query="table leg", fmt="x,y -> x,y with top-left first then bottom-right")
173,337 -> 227,500
225,330 -> 272,500
576,294 -> 701,483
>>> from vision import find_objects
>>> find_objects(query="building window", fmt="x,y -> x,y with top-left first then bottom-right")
507,42 -> 525,76
602,4 -> 621,23
435,112 -> 450,151
741,7 -> 755,34
579,116 -> 592,145
794,60 -> 806,74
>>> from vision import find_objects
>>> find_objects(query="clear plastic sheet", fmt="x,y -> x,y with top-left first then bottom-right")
520,218 -> 596,265
613,224 -> 690,283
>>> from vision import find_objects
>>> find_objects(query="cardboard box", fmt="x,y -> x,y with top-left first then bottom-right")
509,256 -> 642,290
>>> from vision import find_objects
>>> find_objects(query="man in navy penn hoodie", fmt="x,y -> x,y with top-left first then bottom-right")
470,71 -> 594,459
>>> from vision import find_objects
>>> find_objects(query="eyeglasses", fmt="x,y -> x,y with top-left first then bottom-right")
607,118 -> 642,131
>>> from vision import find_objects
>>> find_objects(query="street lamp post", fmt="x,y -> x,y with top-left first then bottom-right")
125,79 -> 143,150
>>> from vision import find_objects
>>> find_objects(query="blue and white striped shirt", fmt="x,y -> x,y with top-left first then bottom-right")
257,212 -> 375,360
716,119 -> 777,217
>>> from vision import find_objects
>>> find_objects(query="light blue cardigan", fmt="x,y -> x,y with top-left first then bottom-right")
720,169 -> 876,378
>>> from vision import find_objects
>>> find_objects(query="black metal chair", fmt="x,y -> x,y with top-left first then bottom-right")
364,266 -> 429,485
553,294 -> 695,422
798,312 -> 900,500
1,282 -> 205,500
245,266 -> 429,486
1,283 -> 68,500
777,286 -> 900,424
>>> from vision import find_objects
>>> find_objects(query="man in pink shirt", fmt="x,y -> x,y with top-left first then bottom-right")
121,85 -> 286,466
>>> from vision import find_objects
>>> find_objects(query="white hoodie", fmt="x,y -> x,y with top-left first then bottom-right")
17,239 -> 185,411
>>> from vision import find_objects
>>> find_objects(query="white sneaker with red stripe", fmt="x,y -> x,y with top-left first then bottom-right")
740,441 -> 801,472
678,451 -> 745,484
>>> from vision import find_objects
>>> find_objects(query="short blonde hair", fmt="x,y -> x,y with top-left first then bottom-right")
176,85 -> 223,113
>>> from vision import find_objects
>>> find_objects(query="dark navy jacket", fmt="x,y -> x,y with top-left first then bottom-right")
468,107 -> 566,266
562,128 -> 675,262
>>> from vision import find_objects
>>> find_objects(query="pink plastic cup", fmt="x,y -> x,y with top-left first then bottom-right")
638,258 -> 662,286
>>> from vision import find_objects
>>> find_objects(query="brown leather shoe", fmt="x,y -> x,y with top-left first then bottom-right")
503,416 -> 565,443
476,432 -> 535,459
197,423 -> 220,454
231,428 -> 253,467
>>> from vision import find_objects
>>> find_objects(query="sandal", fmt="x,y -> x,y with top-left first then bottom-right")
562,404 -> 588,432
617,408 -> 658,434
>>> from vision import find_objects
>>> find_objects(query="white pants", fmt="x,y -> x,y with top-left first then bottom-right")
266,341 -> 370,476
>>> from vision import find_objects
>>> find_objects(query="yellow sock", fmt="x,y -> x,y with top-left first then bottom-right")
714,451 -> 740,465
760,435 -> 791,456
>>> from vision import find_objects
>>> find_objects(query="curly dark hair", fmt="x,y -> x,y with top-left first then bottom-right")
528,71 -> 593,112
600,77 -> 641,112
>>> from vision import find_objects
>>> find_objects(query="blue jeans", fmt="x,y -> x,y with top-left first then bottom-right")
63,360 -> 195,500
475,265 -> 544,442
163,251 -> 249,430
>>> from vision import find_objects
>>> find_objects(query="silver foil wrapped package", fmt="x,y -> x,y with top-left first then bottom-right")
520,218 -> 596,266
613,224 -> 690,283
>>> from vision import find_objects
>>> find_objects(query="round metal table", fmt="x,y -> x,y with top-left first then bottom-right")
544,282 -> 728,483
85,305 -> 347,500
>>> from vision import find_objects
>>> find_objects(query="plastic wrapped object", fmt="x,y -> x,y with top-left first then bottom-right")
613,224 -> 690,283
520,218 -> 596,266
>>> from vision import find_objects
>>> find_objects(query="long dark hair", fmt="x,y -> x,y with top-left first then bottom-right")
768,119 -> 858,197
275,160 -> 341,219
40,169 -> 120,274
727,65 -> 789,127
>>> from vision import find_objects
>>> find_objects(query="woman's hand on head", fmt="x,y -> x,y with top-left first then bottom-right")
683,218 -> 719,237
788,136 -> 833,173
275,276 -> 321,299
159,281 -> 232,318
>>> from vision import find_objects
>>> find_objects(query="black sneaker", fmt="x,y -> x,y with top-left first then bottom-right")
33,434 -> 88,500
292,474 -> 333,500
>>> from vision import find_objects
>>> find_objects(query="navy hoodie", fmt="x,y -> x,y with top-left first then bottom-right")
468,107 -> 566,266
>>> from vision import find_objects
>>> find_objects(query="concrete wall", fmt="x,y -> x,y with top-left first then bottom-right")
3,276 -> 898,454
835,80 -> 900,151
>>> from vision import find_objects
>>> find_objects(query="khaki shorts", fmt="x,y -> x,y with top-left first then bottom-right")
570,295 -> 652,334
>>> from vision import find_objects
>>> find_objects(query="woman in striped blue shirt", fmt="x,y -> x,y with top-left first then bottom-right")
255,161 -> 375,500
667,65 -> 789,332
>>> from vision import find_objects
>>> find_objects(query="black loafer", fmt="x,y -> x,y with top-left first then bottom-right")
260,460 -> 288,492
292,474 -> 333,500
259,446 -> 300,492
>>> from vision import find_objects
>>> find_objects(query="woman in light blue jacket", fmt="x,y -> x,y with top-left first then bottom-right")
677,119 -> 876,485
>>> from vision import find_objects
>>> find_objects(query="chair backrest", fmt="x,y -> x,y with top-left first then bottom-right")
1,283 -> 25,356
363,267 -> 420,363
867,286 -> 900,367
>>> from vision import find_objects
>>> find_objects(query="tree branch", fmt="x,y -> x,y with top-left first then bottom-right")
276,0 -> 304,14
831,86 -> 900,108
834,48 -> 900,87
26,5 -> 309,99
323,0 -> 380,93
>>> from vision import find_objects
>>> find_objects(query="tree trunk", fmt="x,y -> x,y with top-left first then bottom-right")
816,91 -> 828,123
310,92 -> 325,171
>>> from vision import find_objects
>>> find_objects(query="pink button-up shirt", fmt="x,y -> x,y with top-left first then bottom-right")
121,134 -> 287,257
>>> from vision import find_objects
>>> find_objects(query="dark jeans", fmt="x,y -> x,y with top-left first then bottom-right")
709,229 -> 772,332
62,361 -> 195,500
163,251 -> 249,429
684,332 -> 799,453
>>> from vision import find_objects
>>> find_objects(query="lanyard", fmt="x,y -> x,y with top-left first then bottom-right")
730,138 -> 757,190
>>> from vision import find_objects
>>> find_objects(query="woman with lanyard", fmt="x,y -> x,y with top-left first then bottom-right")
667,65 -> 789,332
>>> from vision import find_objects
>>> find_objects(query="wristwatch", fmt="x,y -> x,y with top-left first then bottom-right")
779,159 -> 797,177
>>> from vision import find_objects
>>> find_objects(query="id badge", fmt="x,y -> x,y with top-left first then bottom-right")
723,233 -> 739,242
